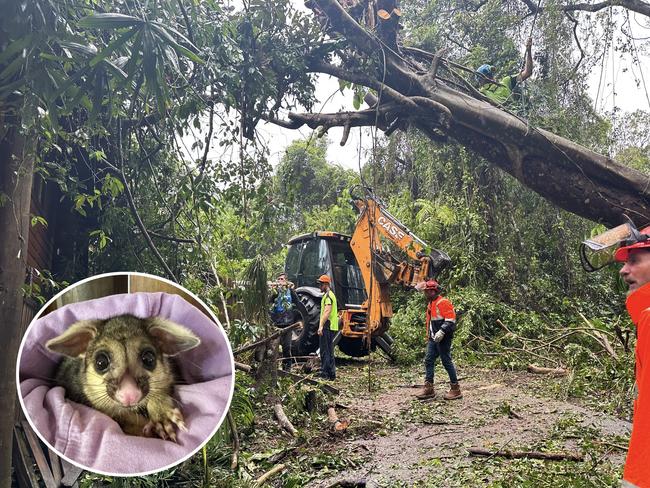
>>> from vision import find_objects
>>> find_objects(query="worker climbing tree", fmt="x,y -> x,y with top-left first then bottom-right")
476,37 -> 534,107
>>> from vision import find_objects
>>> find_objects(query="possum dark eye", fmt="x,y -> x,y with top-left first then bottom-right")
94,352 -> 111,373
141,349 -> 156,370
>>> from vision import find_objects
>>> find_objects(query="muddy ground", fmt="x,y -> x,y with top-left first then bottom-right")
304,359 -> 631,487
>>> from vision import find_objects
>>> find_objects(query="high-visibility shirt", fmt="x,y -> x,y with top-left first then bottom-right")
480,75 -> 517,105
425,295 -> 456,340
624,281 -> 650,487
320,290 -> 339,331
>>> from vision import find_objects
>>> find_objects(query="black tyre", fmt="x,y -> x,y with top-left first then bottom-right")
337,333 -> 395,360
289,292 -> 321,356
337,336 -> 372,357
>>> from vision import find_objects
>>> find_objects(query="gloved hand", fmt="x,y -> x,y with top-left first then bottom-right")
433,330 -> 445,343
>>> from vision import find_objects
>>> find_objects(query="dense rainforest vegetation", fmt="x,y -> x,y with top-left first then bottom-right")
1,0 -> 649,485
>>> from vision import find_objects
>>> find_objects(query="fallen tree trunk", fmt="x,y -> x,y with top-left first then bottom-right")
468,447 -> 584,461
283,0 -> 650,227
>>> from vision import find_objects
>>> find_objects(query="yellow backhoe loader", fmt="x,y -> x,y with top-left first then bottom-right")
283,186 -> 450,358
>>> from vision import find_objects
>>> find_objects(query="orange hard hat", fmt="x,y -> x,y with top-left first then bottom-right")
317,274 -> 331,284
614,226 -> 650,262
423,279 -> 440,291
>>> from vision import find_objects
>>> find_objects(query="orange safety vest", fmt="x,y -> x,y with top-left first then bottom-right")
624,281 -> 650,487
425,295 -> 456,340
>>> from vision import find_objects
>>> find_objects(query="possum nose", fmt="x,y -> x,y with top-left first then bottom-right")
115,373 -> 143,406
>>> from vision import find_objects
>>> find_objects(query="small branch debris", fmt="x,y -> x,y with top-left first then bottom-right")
234,322 -> 302,356
468,447 -> 584,462
277,369 -> 340,395
325,480 -> 367,488
255,463 -> 286,486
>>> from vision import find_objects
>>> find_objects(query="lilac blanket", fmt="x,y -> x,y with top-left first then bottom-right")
18,292 -> 234,475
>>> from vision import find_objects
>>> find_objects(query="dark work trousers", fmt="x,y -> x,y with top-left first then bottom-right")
271,311 -> 295,371
424,330 -> 458,384
280,327 -> 293,371
319,322 -> 336,380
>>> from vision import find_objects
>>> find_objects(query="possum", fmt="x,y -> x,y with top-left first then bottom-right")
46,314 -> 201,441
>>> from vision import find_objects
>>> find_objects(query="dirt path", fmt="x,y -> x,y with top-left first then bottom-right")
309,361 -> 631,487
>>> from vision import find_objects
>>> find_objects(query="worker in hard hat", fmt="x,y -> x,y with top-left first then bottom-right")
615,225 -> 650,488
415,280 -> 461,400
476,37 -> 533,105
317,274 -> 338,381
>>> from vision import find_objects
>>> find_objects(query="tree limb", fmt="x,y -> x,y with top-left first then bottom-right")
115,124 -> 178,281
146,230 -> 195,243
234,322 -> 303,356
520,0 -> 650,18
227,411 -> 240,469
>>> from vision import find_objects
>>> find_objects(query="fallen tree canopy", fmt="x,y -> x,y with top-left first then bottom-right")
273,0 -> 650,228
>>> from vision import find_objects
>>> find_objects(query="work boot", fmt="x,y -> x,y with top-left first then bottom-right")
443,382 -> 462,400
416,381 -> 435,399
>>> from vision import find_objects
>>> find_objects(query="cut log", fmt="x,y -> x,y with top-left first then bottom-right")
327,406 -> 350,431
273,402 -> 298,437
468,447 -> 584,461
527,364 -> 568,376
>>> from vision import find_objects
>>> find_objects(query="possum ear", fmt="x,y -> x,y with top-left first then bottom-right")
46,320 -> 100,357
146,317 -> 201,356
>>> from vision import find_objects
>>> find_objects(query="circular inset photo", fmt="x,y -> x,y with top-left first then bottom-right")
16,272 -> 234,476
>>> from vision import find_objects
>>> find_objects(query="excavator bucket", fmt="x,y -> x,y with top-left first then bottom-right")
427,249 -> 451,277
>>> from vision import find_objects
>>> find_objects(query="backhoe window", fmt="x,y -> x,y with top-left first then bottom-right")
302,239 -> 329,284
292,238 -> 330,288
329,241 -> 367,306
285,242 -> 303,283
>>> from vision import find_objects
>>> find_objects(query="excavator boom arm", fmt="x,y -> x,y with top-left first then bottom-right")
344,192 -> 450,337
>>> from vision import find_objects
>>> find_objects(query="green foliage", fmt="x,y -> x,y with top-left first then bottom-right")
243,255 -> 269,325
389,292 -> 427,364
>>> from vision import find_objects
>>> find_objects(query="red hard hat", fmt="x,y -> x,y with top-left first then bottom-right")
424,280 -> 440,291
317,274 -> 331,284
614,226 -> 650,262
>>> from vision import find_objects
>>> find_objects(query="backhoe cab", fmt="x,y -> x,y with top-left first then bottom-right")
284,188 -> 451,358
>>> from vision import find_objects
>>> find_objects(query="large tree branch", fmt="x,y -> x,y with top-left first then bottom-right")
521,0 -> 650,17
308,61 -> 416,107
308,0 -> 423,91
285,83 -> 650,225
